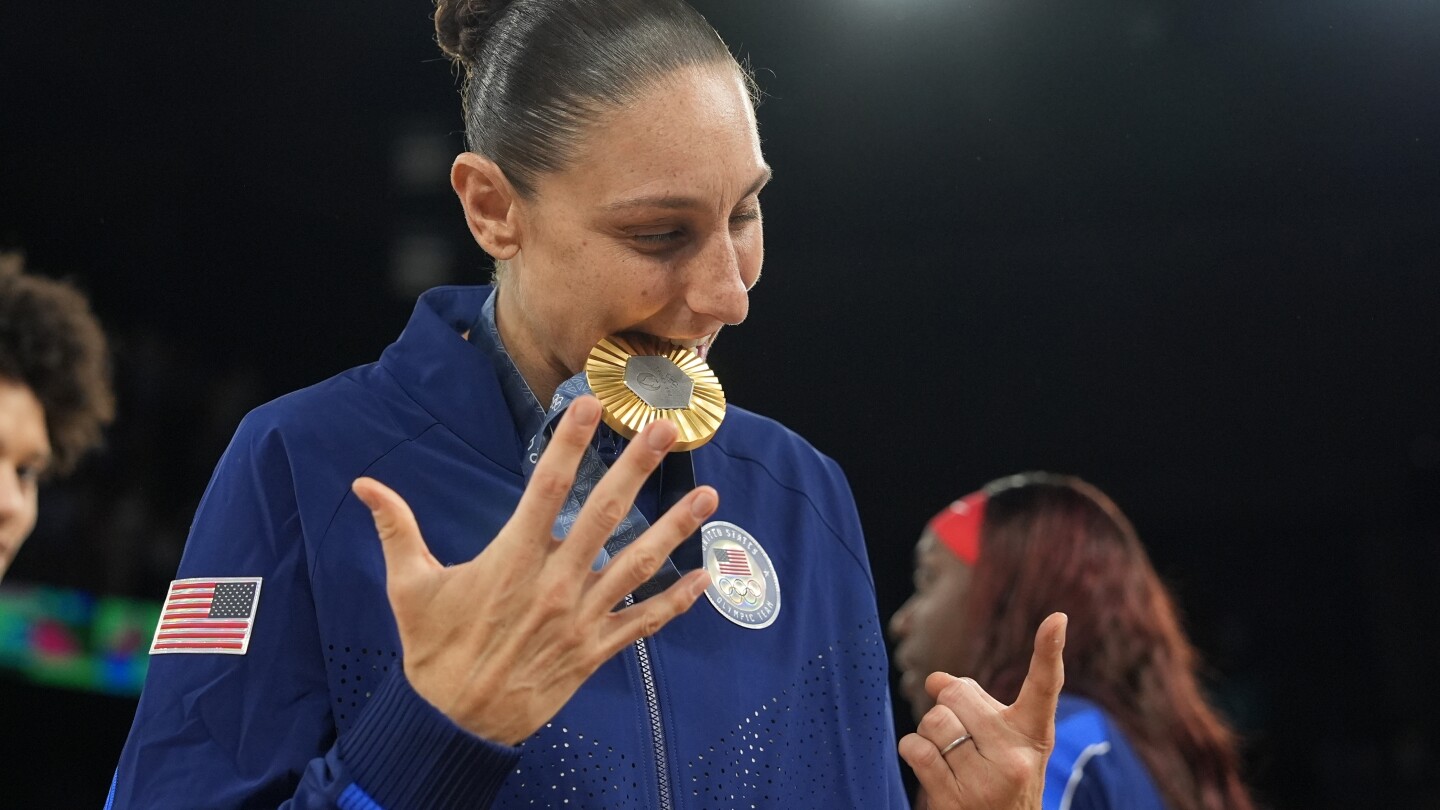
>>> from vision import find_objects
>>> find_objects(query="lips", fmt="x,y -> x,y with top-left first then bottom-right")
892,657 -> 915,686
897,669 -> 930,720
617,331 -> 712,358
893,649 -> 926,709
662,336 -> 706,349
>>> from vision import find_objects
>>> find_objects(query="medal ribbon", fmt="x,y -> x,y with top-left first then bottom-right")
471,290 -> 684,600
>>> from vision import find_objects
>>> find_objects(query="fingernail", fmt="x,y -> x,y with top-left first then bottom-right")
647,421 -> 677,451
690,572 -> 711,598
690,488 -> 717,518
351,480 -> 375,508
572,397 -> 598,424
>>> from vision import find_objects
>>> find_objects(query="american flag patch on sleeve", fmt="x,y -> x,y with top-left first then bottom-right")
149,577 -> 263,655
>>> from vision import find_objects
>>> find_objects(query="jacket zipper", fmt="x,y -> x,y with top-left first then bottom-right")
628,598 -> 673,810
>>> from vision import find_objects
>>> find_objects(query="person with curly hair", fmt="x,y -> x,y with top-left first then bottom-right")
892,472 -> 1254,810
0,253 -> 115,580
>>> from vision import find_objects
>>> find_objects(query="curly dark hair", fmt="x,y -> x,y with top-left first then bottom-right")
0,264 -> 115,476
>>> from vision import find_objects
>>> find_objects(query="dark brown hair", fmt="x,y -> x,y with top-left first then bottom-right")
961,472 -> 1252,810
433,0 -> 754,197
0,265 -> 115,476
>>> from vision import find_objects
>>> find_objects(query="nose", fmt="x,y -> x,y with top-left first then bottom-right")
0,465 -> 24,524
685,232 -> 751,326
888,598 -> 913,642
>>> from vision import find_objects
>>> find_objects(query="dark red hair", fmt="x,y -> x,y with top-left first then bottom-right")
953,473 -> 1252,810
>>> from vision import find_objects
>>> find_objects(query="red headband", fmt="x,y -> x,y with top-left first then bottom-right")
928,491 -> 988,565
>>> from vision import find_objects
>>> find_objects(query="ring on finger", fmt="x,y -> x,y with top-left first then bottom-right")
938,734 -> 973,756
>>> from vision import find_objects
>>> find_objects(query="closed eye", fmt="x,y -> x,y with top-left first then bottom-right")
629,204 -> 761,251
730,209 -> 761,229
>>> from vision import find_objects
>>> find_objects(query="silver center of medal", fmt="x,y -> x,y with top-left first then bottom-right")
624,355 -> 694,409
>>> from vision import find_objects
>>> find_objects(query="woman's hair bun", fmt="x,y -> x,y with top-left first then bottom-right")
434,0 -> 517,68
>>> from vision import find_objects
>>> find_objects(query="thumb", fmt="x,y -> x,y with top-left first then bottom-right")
352,477 -> 440,588
1010,612 -> 1067,743
924,671 -> 961,702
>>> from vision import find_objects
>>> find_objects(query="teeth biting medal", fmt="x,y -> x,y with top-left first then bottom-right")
585,334 -> 726,451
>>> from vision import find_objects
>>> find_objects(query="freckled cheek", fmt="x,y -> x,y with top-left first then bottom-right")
584,264 -> 664,334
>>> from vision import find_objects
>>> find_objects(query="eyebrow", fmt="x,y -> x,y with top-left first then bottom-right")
604,166 -> 773,212
0,440 -> 51,466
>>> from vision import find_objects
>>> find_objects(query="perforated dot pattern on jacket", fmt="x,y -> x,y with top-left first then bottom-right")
489,626 -> 894,809
683,629 -> 893,808
325,643 -> 398,733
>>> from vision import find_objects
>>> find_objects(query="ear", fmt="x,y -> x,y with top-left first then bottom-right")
451,153 -> 522,261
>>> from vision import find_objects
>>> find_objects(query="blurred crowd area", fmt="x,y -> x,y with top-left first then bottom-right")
12,318 -> 269,598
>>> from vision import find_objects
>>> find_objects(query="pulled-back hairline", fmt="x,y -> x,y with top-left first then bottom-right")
454,1 -> 752,193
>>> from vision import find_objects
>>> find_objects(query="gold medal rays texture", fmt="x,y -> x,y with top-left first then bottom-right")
585,335 -> 726,452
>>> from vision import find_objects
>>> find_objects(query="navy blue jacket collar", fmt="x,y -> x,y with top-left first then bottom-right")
379,285 -> 524,475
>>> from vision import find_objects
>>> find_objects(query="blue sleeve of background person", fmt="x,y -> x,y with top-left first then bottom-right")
1041,696 -> 1167,810
106,406 -> 520,809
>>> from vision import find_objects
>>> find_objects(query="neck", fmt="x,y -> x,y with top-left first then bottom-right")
494,284 -> 571,407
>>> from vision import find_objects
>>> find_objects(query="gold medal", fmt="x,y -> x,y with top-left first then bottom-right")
585,334 -> 725,451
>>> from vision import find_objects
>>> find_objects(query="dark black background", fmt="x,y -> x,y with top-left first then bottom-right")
2,1 -> 1438,806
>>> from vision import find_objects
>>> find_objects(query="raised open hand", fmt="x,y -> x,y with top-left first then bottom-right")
351,395 -> 714,745
900,612 -> 1068,810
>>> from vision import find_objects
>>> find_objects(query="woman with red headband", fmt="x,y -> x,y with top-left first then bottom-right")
891,472 -> 1254,810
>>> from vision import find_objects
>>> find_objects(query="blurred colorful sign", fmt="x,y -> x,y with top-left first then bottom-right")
0,581 -> 159,696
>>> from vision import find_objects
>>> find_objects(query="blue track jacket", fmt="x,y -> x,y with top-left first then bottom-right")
109,286 -> 908,809
1042,695 -> 1166,810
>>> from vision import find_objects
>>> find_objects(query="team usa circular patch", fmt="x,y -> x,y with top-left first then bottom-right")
700,521 -> 780,629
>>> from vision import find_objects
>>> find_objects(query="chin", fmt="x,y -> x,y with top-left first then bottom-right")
911,693 -> 934,724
